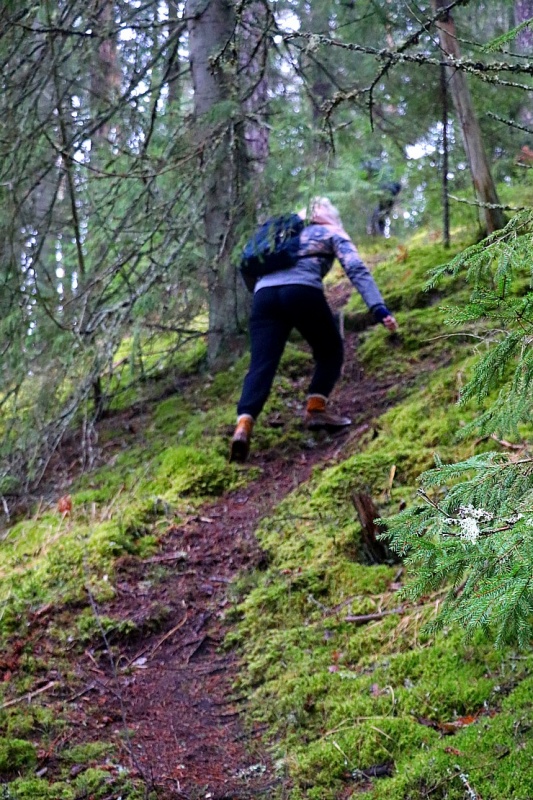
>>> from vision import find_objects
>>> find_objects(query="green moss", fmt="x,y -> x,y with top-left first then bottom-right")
203,354 -> 249,400
149,444 -> 236,498
4,706 -> 60,740
371,698 -> 533,800
235,541 -> 533,800
152,395 -> 196,435
59,741 -> 113,765
231,241 -> 533,797
75,608 -> 138,644
279,342 -> 314,377
5,772 -> 154,800
3,221 -> 531,800
72,767 -> 117,797
347,242 -> 467,316
0,738 -> 37,777
172,336 -> 208,375
2,778 -> 75,800
356,304 -> 483,378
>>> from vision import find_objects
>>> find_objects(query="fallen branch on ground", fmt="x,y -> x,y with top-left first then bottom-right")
121,614 -> 189,670
345,607 -> 405,625
1,680 -> 58,709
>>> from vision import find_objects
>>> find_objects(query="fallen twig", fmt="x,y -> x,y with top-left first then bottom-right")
67,682 -> 99,703
1,680 -> 58,709
491,433 -> 527,451
85,647 -> 105,672
185,635 -> 207,664
353,761 -> 394,780
457,767 -> 482,799
308,593 -> 330,613
145,551 -> 188,564
345,607 -> 405,625
122,614 -> 189,670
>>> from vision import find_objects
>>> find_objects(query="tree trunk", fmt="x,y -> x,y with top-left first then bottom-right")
187,0 -> 249,366
432,0 -> 505,234
239,2 -> 269,175
89,0 -> 121,418
440,60 -> 451,248
514,0 -> 533,51
26,23 -> 62,308
167,0 -> 183,107
514,1 -> 533,126
306,1 -> 333,159
90,0 -> 121,142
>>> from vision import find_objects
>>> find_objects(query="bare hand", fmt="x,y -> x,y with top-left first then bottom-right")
382,315 -> 399,332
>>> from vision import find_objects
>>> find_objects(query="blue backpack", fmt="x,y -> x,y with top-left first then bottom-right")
240,213 -> 305,290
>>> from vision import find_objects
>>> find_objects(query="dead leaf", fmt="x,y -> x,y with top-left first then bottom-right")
57,495 -> 72,515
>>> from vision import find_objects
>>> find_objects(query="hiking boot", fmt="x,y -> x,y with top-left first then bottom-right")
304,394 -> 351,431
229,415 -> 254,463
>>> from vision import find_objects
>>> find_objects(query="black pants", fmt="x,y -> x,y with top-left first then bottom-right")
237,284 -> 344,419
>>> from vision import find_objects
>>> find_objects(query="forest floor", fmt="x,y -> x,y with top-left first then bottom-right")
32,283 -> 408,800
6,239 -> 533,800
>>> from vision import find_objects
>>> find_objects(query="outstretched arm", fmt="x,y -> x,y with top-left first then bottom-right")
333,235 -> 399,331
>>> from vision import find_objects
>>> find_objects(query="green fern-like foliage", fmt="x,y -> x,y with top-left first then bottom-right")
482,19 -> 533,52
385,212 -> 533,647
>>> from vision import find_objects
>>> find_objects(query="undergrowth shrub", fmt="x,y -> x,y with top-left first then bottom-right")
385,211 -> 533,647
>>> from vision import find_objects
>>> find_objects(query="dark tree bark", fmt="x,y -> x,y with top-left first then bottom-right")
432,0 -> 506,234
351,492 -> 399,565
305,1 -> 333,159
440,60 -> 451,248
514,1 -> 533,126
90,0 -> 121,142
167,0 -> 184,107
89,0 -> 121,418
514,0 -> 533,52
239,2 -> 270,175
187,0 -> 249,366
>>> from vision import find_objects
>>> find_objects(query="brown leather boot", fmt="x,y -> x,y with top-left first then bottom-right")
229,415 -> 254,463
304,394 -> 351,430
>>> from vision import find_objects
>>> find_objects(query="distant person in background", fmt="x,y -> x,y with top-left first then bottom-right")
230,197 -> 398,463
368,181 -> 402,237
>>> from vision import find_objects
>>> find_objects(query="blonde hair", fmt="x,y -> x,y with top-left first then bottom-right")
307,196 -> 349,238
309,197 -> 342,227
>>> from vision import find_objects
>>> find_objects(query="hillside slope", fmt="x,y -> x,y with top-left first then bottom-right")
0,236 -> 531,800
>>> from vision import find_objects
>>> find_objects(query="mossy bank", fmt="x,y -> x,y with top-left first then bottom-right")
231,238 -> 533,799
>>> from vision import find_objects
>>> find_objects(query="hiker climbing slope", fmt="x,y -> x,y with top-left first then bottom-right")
230,197 -> 398,463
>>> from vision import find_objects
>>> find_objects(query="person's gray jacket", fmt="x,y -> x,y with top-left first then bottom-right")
254,223 -> 386,311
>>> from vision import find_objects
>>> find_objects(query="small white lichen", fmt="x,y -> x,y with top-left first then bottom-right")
458,505 -> 493,522
458,516 -> 480,544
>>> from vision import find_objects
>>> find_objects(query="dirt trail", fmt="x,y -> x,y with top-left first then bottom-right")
70,307 -> 403,799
